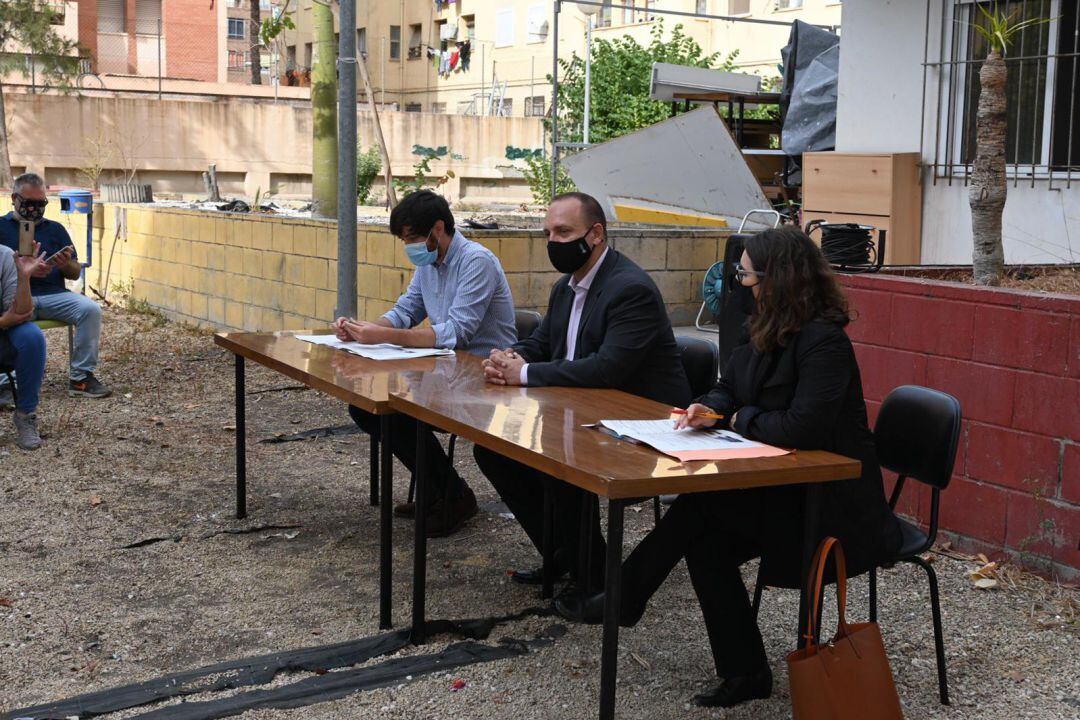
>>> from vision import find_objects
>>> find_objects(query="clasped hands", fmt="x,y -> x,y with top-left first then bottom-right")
482,348 -> 525,386
332,316 -> 387,344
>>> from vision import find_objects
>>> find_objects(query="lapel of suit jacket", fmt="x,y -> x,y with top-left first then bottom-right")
550,278 -> 574,360
574,249 -> 617,355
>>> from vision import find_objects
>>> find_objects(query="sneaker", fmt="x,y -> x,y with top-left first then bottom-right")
423,485 -> 478,538
0,386 -> 13,411
69,373 -> 112,398
13,410 -> 42,450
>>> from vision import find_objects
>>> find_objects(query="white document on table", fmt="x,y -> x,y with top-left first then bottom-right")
595,419 -> 790,462
295,334 -> 454,361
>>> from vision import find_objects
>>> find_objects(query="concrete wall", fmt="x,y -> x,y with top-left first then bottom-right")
836,0 -> 1080,265
21,202 -> 726,331
6,92 -> 545,202
841,272 -> 1080,580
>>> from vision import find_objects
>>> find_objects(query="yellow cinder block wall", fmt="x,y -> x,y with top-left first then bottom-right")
3,200 -> 728,332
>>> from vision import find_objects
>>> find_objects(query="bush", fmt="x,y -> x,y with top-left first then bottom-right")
356,147 -> 382,204
522,153 -> 577,208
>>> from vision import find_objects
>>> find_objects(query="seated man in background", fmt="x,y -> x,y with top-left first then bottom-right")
335,190 -> 517,537
0,241 -> 48,449
476,192 -> 691,591
0,173 -> 111,402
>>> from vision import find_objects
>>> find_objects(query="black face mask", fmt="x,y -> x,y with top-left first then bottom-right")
13,196 -> 46,224
547,233 -> 593,274
734,282 -> 758,316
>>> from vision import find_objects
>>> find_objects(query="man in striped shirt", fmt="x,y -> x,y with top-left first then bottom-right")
335,190 -> 516,537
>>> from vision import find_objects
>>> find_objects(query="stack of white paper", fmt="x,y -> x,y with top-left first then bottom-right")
295,334 -> 454,361
596,419 -> 790,463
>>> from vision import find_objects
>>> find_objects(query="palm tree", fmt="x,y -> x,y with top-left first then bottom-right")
968,4 -> 1049,286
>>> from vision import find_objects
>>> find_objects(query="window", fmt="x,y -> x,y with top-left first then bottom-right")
525,95 -> 546,117
390,25 -> 401,60
286,44 -> 296,69
228,18 -> 245,40
499,98 -> 513,116
729,0 -> 750,14
435,19 -> 448,51
777,0 -> 804,9
598,1 -> 613,28
303,42 -> 312,68
930,0 -> 1080,177
431,102 -> 447,113
408,23 -> 422,59
696,0 -> 708,14
405,103 -> 422,112
358,28 -> 367,58
495,8 -> 514,48
527,4 -> 548,43
228,50 -> 246,69
46,2 -> 66,24
463,15 -> 476,41
135,0 -> 161,34
97,0 -> 125,33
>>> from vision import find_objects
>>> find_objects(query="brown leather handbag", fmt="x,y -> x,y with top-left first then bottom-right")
787,537 -> 905,720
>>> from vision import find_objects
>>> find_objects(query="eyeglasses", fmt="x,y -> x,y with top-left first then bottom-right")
734,262 -> 765,281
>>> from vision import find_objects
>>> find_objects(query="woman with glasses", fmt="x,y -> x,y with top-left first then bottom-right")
556,226 -> 902,709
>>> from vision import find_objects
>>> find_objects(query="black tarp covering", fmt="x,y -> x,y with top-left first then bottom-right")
779,19 -> 841,157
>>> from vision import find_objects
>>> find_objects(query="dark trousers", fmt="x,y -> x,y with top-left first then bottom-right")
621,489 -> 782,680
473,445 -> 606,584
349,405 -> 466,502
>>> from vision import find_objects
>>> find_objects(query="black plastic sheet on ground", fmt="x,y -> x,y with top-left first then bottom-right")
4,609 -> 559,720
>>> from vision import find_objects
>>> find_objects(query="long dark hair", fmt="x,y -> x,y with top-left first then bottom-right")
744,226 -> 849,353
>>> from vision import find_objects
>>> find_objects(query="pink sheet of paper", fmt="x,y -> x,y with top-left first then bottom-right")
667,446 -> 792,463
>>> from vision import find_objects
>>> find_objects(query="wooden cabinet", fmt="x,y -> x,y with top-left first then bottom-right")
802,152 -> 922,266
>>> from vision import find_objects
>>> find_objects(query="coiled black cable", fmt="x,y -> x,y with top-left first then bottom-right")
820,224 -> 877,267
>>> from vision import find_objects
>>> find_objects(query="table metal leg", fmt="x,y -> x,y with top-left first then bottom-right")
410,420 -> 429,645
541,481 -> 555,600
379,414 -> 393,629
369,430 -> 380,506
798,483 -> 822,648
234,354 -> 247,520
598,499 -> 625,720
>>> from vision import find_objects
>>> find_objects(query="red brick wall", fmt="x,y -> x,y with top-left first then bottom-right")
163,0 -> 218,81
840,273 -> 1080,581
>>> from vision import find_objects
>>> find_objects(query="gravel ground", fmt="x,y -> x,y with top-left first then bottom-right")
1,305 -> 1077,720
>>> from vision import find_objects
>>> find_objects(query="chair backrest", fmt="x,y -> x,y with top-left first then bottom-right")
676,335 -> 720,398
514,309 -> 543,342
874,385 -> 962,491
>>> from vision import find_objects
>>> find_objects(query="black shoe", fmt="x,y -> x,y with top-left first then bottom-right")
423,485 -> 477,538
692,668 -> 773,708
554,589 -> 605,625
394,501 -> 417,518
510,567 -> 570,586
69,373 -> 111,398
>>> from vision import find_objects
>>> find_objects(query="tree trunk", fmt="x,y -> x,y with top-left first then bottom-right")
311,0 -> 338,218
969,47 -> 1007,286
0,79 -> 12,189
249,0 -> 262,84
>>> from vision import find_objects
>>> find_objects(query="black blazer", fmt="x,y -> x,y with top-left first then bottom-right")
514,249 -> 691,408
697,319 -> 902,582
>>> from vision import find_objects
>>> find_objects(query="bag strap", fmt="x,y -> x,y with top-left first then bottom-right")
803,537 -> 850,649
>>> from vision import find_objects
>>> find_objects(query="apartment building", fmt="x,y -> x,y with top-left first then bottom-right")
280,0 -> 841,115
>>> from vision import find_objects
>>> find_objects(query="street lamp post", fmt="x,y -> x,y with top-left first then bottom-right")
579,4 -> 600,145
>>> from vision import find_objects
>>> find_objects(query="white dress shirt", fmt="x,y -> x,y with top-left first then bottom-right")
520,247 -> 609,385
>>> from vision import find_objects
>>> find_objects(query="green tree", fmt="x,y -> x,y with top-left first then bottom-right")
553,21 -> 738,144
0,0 -> 79,186
356,146 -> 381,204
310,0 -> 337,218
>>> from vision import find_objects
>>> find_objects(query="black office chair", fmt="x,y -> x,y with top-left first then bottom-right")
408,309 -> 545,503
749,384 -> 961,706
652,335 -> 721,521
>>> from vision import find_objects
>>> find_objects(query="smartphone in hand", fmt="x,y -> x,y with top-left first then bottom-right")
18,220 -> 34,257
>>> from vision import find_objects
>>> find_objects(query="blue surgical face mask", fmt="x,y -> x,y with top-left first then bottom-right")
405,231 -> 438,267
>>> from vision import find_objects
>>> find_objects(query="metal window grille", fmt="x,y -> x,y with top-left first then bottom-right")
926,0 -> 1080,186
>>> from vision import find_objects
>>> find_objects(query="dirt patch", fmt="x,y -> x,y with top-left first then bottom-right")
885,265 -> 1080,296
1,304 -> 1077,719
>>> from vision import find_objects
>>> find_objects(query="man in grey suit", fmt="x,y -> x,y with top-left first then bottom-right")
476,192 -> 691,591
